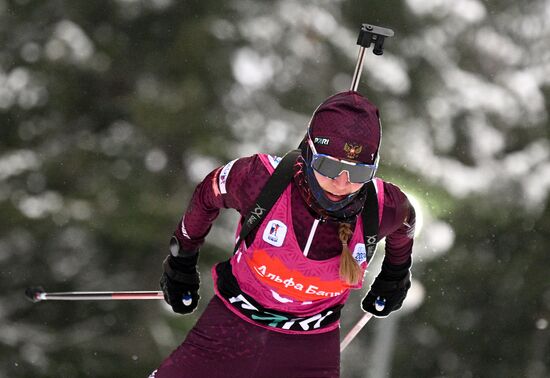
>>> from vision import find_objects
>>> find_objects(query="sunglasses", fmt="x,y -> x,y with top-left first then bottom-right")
307,138 -> 377,184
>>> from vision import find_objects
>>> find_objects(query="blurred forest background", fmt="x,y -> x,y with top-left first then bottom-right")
1,0 -> 549,377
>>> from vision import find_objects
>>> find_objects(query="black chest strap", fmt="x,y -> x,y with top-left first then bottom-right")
233,150 -> 300,254
362,180 -> 379,264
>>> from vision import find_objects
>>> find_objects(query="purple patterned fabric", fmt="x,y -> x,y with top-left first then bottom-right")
151,296 -> 340,378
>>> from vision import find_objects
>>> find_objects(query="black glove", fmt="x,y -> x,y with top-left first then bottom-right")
362,259 -> 411,317
160,252 -> 200,314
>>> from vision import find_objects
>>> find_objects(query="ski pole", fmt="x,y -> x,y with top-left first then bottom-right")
25,287 -> 164,302
350,23 -> 395,91
340,297 -> 386,352
340,312 -> 373,352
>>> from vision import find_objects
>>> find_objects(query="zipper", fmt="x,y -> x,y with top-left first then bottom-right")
303,218 -> 320,257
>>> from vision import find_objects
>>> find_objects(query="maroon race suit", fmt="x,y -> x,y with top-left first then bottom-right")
151,153 -> 415,378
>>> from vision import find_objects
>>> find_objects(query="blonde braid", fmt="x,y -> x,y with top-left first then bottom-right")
338,223 -> 362,285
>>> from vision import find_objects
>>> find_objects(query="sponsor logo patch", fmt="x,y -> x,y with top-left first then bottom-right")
248,249 -> 348,302
352,243 -> 367,265
218,159 -> 237,194
314,137 -> 330,145
262,220 -> 287,247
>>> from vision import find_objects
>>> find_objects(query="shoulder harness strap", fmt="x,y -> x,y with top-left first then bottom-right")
233,150 -> 300,253
362,180 -> 380,264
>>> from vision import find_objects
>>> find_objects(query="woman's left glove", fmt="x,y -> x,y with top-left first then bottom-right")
160,252 -> 200,315
361,259 -> 411,317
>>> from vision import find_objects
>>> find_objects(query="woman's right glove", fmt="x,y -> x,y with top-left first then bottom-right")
160,250 -> 200,315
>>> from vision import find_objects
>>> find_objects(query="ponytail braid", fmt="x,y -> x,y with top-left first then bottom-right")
338,223 -> 362,285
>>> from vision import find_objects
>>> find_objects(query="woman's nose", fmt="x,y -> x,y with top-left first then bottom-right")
333,171 -> 350,187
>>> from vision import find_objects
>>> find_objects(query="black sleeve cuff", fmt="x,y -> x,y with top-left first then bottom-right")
379,258 -> 411,281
